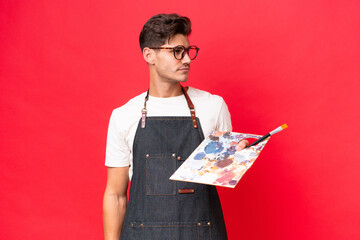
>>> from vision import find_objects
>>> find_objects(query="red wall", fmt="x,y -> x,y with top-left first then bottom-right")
1,0 -> 359,239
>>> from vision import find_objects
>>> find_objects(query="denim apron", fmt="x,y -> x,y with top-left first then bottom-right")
121,87 -> 228,240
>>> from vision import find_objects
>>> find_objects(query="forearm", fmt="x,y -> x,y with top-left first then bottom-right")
103,193 -> 127,240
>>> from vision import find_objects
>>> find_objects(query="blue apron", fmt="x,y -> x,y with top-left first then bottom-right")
121,87 -> 228,240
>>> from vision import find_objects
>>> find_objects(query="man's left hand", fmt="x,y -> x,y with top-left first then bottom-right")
235,140 -> 249,151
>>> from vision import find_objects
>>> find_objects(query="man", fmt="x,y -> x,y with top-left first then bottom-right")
103,13 -> 248,240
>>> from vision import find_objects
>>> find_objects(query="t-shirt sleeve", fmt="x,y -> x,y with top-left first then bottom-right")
216,98 -> 233,132
105,110 -> 131,167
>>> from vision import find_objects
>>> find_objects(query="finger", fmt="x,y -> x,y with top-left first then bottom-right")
235,140 -> 249,151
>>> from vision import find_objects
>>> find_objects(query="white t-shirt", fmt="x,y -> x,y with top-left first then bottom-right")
105,87 -> 232,179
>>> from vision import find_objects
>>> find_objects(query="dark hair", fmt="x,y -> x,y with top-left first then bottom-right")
139,13 -> 192,51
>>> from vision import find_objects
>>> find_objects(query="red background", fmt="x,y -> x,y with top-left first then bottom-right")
1,0 -> 359,239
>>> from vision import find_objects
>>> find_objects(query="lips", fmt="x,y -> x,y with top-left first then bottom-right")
178,67 -> 190,71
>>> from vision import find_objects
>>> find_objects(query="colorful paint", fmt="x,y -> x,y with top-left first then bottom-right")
170,131 -> 269,188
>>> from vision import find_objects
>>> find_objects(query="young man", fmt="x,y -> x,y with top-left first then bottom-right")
103,13 -> 248,240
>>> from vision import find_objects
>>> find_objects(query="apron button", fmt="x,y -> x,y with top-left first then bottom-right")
207,222 -> 211,226
197,222 -> 201,226
172,153 -> 176,157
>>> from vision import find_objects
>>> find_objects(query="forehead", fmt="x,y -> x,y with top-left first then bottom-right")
164,34 -> 190,47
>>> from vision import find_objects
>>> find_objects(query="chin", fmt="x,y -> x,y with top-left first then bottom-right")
167,78 -> 188,83
178,75 -> 189,82
162,74 -> 189,83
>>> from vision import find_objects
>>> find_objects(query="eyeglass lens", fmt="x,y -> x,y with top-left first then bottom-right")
174,46 -> 198,60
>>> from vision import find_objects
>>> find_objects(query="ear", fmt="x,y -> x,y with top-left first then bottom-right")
143,47 -> 155,65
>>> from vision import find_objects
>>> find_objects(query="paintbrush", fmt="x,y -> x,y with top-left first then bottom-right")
245,124 -> 288,149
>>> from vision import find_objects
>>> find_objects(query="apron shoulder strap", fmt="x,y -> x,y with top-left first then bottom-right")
181,86 -> 198,129
141,86 -> 198,129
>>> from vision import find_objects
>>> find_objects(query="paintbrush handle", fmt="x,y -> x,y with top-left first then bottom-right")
244,124 -> 288,149
245,133 -> 270,148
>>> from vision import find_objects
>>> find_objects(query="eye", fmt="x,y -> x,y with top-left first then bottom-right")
174,48 -> 183,53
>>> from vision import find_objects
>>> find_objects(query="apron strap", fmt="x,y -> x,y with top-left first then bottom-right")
181,86 -> 198,129
141,86 -> 198,129
141,89 -> 149,128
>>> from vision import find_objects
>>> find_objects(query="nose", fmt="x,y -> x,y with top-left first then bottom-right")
181,51 -> 192,64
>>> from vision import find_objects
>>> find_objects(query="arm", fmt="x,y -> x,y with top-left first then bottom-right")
216,98 -> 248,149
103,166 -> 129,240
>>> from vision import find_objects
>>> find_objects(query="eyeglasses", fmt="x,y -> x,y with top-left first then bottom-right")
150,45 -> 200,60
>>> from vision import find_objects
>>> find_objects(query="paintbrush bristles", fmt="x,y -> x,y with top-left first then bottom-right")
270,124 -> 288,135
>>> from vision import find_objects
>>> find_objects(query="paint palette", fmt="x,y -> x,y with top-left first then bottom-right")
170,131 -> 269,188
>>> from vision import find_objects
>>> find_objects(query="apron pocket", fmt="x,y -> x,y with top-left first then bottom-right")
130,221 -> 211,240
146,153 -> 177,195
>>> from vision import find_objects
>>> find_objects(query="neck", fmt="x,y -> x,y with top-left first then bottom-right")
148,82 -> 184,98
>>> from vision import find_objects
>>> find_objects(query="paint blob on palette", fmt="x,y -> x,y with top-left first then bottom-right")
170,131 -> 269,188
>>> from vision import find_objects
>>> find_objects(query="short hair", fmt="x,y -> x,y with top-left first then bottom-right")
139,13 -> 192,51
